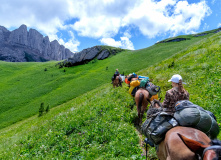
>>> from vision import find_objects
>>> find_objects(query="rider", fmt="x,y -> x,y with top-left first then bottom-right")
162,74 -> 189,110
115,69 -> 120,76
112,69 -> 122,84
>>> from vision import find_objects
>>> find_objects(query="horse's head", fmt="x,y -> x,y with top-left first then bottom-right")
150,99 -> 162,109
178,133 -> 221,160
146,99 -> 162,118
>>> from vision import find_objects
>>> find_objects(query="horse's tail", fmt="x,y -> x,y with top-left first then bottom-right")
138,92 -> 144,111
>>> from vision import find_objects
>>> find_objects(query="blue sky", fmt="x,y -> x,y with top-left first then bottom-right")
0,0 -> 220,53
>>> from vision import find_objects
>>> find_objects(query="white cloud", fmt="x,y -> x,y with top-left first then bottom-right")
72,16 -> 121,38
68,0 -> 211,38
100,36 -> 135,50
0,0 -> 68,34
0,0 -> 212,50
122,0 -> 211,37
120,37 -> 135,50
100,38 -> 122,48
218,23 -> 221,28
58,31 -> 80,53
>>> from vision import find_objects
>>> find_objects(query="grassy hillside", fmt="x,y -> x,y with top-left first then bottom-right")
0,32 -> 214,129
0,85 -> 144,159
0,30 -> 220,159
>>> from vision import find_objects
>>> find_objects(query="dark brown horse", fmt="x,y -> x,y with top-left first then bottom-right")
113,76 -> 122,88
135,89 -> 159,125
135,89 -> 150,125
148,100 -> 221,160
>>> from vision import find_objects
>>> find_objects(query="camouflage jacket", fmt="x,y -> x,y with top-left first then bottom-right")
162,87 -> 189,109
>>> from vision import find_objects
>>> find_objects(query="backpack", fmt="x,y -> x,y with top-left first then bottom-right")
145,82 -> 161,96
140,78 -> 149,87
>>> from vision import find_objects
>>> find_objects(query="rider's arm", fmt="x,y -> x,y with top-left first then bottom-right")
184,90 -> 190,100
162,91 -> 171,108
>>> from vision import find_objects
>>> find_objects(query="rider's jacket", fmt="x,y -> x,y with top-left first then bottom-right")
162,87 -> 189,109
115,71 -> 120,76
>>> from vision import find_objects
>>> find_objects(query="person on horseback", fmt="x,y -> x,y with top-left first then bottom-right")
111,69 -> 122,85
115,69 -> 120,76
162,74 -> 189,110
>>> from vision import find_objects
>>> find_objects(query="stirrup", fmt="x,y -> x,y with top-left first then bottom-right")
144,138 -> 154,147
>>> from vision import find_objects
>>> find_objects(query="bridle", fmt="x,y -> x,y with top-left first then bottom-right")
202,145 -> 221,159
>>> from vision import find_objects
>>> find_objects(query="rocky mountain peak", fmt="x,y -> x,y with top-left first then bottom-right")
0,24 -> 73,62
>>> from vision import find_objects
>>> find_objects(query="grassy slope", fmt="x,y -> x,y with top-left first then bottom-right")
0,33 -> 212,129
0,31 -> 220,159
0,85 -> 143,159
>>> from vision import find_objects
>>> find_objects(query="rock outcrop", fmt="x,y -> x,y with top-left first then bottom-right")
61,46 -> 124,67
0,24 -> 73,62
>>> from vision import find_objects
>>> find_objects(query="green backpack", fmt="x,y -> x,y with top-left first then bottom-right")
140,78 -> 149,88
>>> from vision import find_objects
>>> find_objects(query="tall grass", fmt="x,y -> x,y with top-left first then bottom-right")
0,85 -> 147,159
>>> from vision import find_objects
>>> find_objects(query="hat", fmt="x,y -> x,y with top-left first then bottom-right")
168,74 -> 186,84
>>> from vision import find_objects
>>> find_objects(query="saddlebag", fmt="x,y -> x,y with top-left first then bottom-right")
174,100 -> 219,139
141,112 -> 178,145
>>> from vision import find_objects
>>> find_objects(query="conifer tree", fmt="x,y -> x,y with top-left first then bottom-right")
39,102 -> 44,117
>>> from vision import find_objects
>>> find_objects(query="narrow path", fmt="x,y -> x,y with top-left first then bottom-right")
134,121 -> 158,160
135,125 -> 146,156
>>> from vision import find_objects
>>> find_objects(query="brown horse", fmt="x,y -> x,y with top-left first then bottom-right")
113,76 -> 122,88
135,89 -> 159,125
148,100 -> 221,160
134,88 -> 151,125
157,126 -> 221,160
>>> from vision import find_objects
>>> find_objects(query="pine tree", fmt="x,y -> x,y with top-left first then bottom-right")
39,102 -> 44,117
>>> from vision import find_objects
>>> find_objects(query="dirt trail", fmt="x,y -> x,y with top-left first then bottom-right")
135,125 -> 147,156
135,123 -> 158,160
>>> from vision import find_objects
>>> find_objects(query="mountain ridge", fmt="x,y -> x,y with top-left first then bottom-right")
0,24 -> 73,62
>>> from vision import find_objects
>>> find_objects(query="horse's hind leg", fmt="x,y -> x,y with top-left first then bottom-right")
138,92 -> 144,124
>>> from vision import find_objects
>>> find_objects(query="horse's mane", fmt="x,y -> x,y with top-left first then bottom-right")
146,99 -> 163,118
146,108 -> 161,117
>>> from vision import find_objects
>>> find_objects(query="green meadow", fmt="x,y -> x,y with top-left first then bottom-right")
0,31 -> 215,129
0,29 -> 220,159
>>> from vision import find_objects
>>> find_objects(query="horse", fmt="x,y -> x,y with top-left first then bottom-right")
135,88 -> 159,125
113,76 -> 122,88
147,100 -> 221,160
157,126 -> 221,160
135,88 -> 150,125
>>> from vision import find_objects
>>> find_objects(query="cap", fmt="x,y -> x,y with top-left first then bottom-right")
168,74 -> 186,84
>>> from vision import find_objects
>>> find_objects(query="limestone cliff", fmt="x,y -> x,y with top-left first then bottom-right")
0,24 -> 73,62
